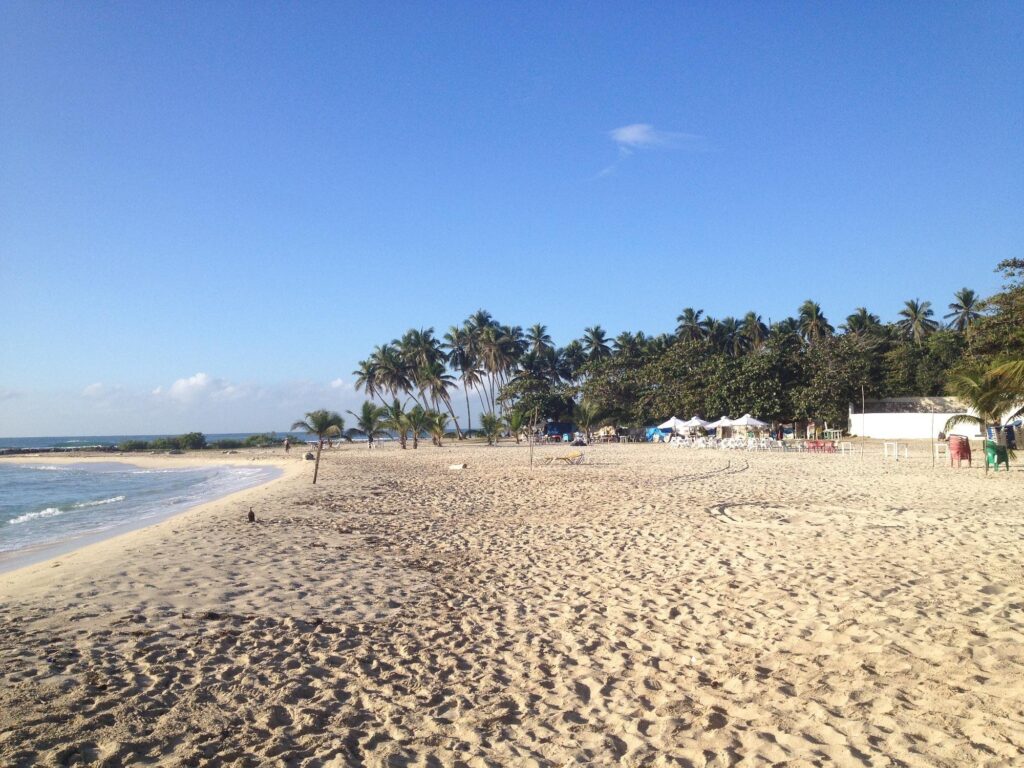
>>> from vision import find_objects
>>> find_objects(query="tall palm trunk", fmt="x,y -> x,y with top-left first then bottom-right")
441,395 -> 464,439
313,438 -> 324,484
463,380 -> 472,436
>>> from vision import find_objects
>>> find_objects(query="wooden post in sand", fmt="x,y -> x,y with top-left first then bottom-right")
931,413 -> 935,468
529,407 -> 539,470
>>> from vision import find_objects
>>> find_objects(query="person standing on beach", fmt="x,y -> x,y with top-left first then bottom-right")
284,437 -> 291,453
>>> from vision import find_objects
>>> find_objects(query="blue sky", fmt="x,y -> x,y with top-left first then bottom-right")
1,2 -> 1021,435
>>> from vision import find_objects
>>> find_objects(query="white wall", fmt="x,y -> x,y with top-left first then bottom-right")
847,410 -> 980,440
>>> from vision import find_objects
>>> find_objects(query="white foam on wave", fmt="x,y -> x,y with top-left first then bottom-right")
72,495 -> 125,508
9,507 -> 64,525
25,465 -> 69,472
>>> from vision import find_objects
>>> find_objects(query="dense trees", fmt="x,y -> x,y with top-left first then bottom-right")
351,270 -> 1020,435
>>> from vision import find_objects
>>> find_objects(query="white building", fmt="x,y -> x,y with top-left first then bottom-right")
847,396 -> 978,440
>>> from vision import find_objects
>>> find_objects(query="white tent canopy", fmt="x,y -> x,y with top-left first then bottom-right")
680,416 -> 710,428
730,413 -> 769,428
706,416 -> 733,429
657,417 -> 689,432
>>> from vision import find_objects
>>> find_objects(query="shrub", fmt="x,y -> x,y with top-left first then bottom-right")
117,440 -> 150,452
177,432 -> 207,450
211,439 -> 244,449
243,432 -> 282,447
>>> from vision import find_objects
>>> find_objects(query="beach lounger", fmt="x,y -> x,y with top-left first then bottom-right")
546,451 -> 586,465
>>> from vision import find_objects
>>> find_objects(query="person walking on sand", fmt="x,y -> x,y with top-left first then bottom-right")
284,437 -> 291,453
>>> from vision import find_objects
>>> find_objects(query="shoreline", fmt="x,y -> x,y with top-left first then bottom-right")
0,449 -> 302,579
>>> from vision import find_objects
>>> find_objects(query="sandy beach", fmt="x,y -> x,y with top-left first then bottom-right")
1,443 -> 1021,766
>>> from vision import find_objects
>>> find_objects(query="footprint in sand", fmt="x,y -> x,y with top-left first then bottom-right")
709,503 -> 905,530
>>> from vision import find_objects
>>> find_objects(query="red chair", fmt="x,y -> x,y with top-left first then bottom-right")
949,436 -> 971,468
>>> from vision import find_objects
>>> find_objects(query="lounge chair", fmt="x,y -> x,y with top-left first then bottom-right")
547,451 -> 586,465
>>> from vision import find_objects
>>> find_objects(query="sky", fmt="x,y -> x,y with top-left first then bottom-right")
1,2 -> 1022,436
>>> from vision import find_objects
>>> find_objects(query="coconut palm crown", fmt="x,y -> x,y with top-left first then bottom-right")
291,409 -> 344,484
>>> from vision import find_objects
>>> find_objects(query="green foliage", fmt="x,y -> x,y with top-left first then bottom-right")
965,259 -> 1024,364
383,399 -> 409,449
406,405 -> 431,449
498,375 -> 574,422
291,410 -> 344,441
242,433 -> 284,447
944,367 -> 1019,433
479,412 -> 503,445
347,401 -> 388,448
427,410 -> 449,446
148,433 -> 207,450
572,400 -> 602,440
504,410 -> 525,443
211,439 -> 245,449
117,439 -> 150,451
347,264 -> 1020,434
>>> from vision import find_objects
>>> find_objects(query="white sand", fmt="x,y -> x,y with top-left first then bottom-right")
0,443 -> 1021,766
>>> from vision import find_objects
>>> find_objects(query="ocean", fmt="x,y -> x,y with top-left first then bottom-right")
0,461 -> 280,569
0,433 -> 312,451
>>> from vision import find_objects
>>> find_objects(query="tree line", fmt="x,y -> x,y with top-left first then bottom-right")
341,262 -> 1022,436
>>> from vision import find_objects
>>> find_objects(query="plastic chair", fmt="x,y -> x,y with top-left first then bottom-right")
949,436 -> 971,468
984,440 -> 1010,471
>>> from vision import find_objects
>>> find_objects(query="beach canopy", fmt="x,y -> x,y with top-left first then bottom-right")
730,413 -> 769,428
680,416 -> 710,429
657,417 -> 689,432
706,416 -> 733,429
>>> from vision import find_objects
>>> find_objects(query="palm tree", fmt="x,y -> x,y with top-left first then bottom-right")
405,405 -> 431,449
419,359 -> 463,438
561,341 -> 587,381
383,398 -> 409,449
842,307 -> 881,337
290,409 -> 344,484
504,410 -> 525,444
444,323 -> 481,435
944,368 -> 1018,438
771,317 -> 800,340
352,358 -> 386,406
582,325 -> 611,361
347,401 -> 388,449
675,308 -> 705,340
699,315 -> 719,341
613,331 -> 643,359
479,412 -> 503,446
427,410 -> 449,446
741,312 -> 768,350
990,360 -> 1024,421
373,343 -> 416,405
573,399 -> 601,443
645,332 -> 674,357
798,300 -> 834,345
945,288 -> 981,332
896,299 -> 939,343
527,324 -> 554,356
718,317 -> 744,356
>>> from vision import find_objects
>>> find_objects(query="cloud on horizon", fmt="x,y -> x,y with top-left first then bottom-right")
598,122 -> 707,177
0,387 -> 24,402
0,374 -> 362,437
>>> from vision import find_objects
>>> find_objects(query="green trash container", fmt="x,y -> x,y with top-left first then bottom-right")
984,440 -> 1010,471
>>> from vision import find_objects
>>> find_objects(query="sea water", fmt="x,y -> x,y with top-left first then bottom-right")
0,462 -> 280,567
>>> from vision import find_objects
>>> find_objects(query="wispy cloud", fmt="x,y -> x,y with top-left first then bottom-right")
0,375 -> 363,436
598,123 -> 706,177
